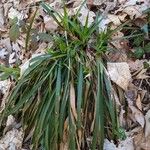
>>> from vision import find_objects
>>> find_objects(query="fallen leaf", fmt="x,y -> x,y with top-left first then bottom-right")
135,68 -> 149,79
125,89 -> 145,128
0,128 -> 23,150
0,80 -> 10,95
8,7 -> 23,20
0,38 -> 12,53
77,6 -> 96,27
145,110 -> 150,137
117,137 -> 134,150
104,137 -> 134,150
103,139 -> 116,150
107,14 -> 121,26
98,17 -> 110,32
119,106 -> 126,127
0,5 -> 4,28
12,42 -> 21,54
128,59 -> 144,72
123,6 -> 141,19
136,94 -> 142,111
0,48 -> 8,59
107,62 -> 132,90
130,105 -> 145,128
44,15 -> 58,31
9,52 -> 16,64
134,128 -> 150,150
6,115 -> 15,127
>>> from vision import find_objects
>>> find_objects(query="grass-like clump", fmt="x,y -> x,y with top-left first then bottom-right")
0,2 -> 122,150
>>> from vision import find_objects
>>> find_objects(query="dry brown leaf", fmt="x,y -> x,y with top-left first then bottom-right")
136,94 -> 142,111
44,15 -> 58,31
70,83 -> 77,120
128,59 -> 145,72
104,139 -> 116,150
0,128 -> 23,150
87,0 -> 106,6
104,137 -> 134,150
145,110 -> 150,137
119,106 -> 126,127
125,89 -> 145,128
117,137 -> 134,150
0,38 -> 12,53
78,129 -> 82,146
0,47 -> 8,60
107,14 -> 121,26
107,50 -> 128,62
128,102 -> 145,128
118,13 -> 127,22
36,42 -> 47,53
8,7 -> 23,20
118,0 -> 126,3
60,118 -> 69,150
134,129 -> 150,150
123,6 -> 141,19
107,62 -> 132,90
77,6 -> 96,27
98,17 -> 110,32
6,115 -> 15,127
0,5 -> 4,28
135,68 -> 149,79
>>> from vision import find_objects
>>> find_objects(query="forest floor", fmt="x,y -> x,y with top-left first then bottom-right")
0,0 -> 150,149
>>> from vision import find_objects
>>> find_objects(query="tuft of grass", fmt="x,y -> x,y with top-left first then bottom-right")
0,2 -> 121,149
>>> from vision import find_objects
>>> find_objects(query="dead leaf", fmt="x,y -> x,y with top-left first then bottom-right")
0,80 -> 10,95
77,6 -> 96,27
70,83 -> 77,120
134,128 -> 150,150
44,15 -> 58,31
98,0 -> 109,5
60,118 -> 69,150
135,68 -> 149,79
0,128 -> 23,150
9,52 -> 16,64
125,89 -> 145,128
0,48 -> 8,59
107,14 -> 121,26
128,102 -> 145,128
0,5 -> 4,28
0,38 -> 12,53
145,110 -> 150,137
6,115 -> 15,127
104,137 -> 134,150
8,7 -> 23,20
98,17 -> 110,32
0,80 -> 11,113
123,6 -> 141,19
117,137 -> 134,150
119,106 -> 126,127
136,94 -> 142,111
104,139 -> 116,150
128,59 -> 144,72
107,62 -> 132,90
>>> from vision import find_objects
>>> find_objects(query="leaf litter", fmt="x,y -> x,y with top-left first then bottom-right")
0,0 -> 150,149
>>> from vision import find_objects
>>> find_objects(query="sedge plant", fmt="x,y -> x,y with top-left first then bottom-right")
0,2 -> 121,150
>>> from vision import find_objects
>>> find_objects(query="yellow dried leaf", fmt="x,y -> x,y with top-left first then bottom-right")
70,83 -> 77,120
